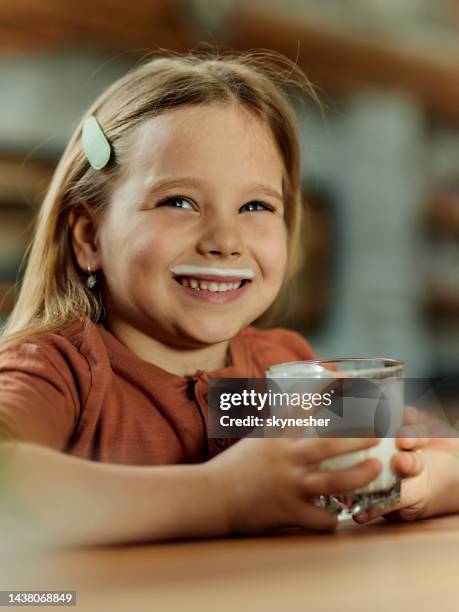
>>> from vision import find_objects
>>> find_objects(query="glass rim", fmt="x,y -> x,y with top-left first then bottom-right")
267,357 -> 405,378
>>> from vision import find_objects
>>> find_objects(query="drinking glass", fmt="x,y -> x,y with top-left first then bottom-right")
266,358 -> 404,518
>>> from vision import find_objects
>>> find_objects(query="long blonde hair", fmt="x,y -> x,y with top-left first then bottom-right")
1,47 -> 319,351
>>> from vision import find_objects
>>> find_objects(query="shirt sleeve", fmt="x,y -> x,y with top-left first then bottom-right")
0,341 -> 81,450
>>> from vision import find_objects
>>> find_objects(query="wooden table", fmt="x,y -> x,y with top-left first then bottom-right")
2,516 -> 459,611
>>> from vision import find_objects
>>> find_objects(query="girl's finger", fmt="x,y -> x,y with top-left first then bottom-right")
353,505 -> 387,523
396,421 -> 430,450
391,449 -> 424,478
397,436 -> 430,450
403,405 -> 421,426
295,437 -> 380,464
355,467 -> 427,523
293,502 -> 338,532
303,457 -> 381,497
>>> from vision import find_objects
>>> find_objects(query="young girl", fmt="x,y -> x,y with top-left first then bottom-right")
0,50 -> 456,547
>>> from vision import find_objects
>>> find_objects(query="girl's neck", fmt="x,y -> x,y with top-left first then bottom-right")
105,317 -> 231,377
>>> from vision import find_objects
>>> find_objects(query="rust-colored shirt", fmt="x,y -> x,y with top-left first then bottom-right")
0,317 -> 315,465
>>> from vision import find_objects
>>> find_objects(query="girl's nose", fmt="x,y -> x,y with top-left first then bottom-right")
196,215 -> 244,258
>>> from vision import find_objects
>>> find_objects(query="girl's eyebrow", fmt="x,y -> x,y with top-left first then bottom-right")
146,176 -> 284,203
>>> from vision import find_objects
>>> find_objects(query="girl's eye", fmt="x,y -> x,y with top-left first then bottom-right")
154,197 -> 273,213
240,201 -> 273,213
156,196 -> 194,210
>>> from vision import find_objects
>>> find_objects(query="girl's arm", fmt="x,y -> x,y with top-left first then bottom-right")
0,436 -> 383,547
0,441 -> 230,547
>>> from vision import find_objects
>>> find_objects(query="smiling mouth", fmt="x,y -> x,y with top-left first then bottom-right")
174,276 -> 251,292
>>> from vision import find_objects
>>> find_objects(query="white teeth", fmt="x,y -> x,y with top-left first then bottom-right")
178,277 -> 243,292
171,265 -> 254,280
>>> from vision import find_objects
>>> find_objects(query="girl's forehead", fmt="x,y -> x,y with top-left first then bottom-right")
126,104 -> 282,173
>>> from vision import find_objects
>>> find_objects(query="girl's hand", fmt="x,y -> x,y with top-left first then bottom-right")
354,408 -> 459,524
354,406 -> 432,523
354,430 -> 431,523
206,436 -> 382,535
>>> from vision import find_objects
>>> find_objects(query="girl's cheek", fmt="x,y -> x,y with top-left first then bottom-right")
263,220 -> 288,257
256,231 -> 288,281
116,228 -> 166,276
243,214 -> 286,241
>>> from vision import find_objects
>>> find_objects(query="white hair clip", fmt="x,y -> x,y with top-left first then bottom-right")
82,115 -> 111,170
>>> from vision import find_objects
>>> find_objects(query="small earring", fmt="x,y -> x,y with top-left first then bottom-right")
86,264 -> 97,289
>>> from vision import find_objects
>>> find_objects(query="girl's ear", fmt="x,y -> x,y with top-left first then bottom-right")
68,203 -> 101,272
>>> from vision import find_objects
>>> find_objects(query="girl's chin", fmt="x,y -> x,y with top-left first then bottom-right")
179,321 -> 245,345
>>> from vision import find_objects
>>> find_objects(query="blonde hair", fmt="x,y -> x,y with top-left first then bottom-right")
1,47 -> 319,350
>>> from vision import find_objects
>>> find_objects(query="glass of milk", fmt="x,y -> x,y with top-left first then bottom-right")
266,358 -> 405,518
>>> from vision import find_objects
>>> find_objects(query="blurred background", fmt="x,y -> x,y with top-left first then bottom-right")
1,0 -> 459,379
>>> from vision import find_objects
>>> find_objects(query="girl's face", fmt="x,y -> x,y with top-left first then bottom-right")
98,103 -> 288,348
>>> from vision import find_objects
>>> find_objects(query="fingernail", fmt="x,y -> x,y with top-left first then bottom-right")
400,425 -> 429,440
404,452 -> 415,469
355,513 -> 369,523
399,426 -> 415,438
